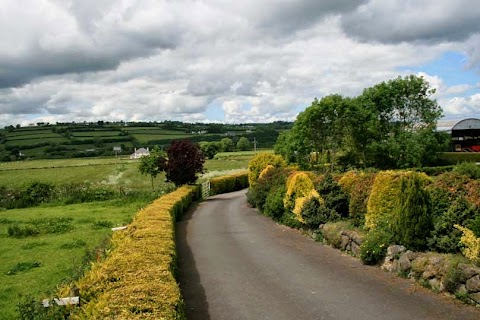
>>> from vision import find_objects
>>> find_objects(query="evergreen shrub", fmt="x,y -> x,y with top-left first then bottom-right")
392,173 -> 432,250
316,173 -> 349,218
300,196 -> 339,229
263,185 -> 287,220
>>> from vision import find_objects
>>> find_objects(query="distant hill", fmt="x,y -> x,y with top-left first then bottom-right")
0,121 -> 292,161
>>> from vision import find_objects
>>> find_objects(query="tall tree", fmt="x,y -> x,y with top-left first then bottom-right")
236,137 -> 250,151
359,75 -> 442,168
166,140 -> 205,186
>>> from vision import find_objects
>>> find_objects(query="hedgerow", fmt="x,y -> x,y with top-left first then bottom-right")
69,185 -> 200,320
210,171 -> 249,195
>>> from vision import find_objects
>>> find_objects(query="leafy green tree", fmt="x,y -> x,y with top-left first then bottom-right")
275,75 -> 442,170
138,147 -> 167,191
359,75 -> 442,168
199,141 -> 221,159
236,137 -> 250,151
166,140 -> 205,186
220,138 -> 234,152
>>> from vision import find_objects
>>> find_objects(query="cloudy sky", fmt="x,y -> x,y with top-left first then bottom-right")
1,0 -> 479,127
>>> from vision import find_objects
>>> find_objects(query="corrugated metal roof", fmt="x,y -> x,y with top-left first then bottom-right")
452,118 -> 480,130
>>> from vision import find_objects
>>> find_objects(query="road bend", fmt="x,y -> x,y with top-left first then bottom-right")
176,189 -> 480,320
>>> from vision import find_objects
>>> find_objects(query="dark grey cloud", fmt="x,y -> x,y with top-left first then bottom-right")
245,0 -> 364,35
340,0 -> 480,43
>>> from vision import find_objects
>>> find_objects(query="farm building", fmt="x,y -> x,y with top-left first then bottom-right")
130,147 -> 150,159
451,118 -> 480,152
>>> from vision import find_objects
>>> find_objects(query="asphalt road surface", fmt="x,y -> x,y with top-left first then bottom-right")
176,190 -> 480,320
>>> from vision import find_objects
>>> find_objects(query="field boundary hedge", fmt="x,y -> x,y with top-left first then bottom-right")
69,185 -> 200,319
209,171 -> 249,195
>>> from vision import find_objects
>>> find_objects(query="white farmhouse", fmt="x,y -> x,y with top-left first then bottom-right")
130,147 -> 150,159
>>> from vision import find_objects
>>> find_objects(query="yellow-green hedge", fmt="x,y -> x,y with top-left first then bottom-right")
70,185 -> 200,320
209,171 -> 249,195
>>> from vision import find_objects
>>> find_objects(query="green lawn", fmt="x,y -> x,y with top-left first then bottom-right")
203,150 -> 272,172
0,199 -> 149,320
0,158 -> 172,192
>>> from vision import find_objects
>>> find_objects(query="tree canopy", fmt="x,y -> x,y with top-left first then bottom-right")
275,75 -> 444,170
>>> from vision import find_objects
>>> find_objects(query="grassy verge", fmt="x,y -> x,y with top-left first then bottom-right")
0,198 -> 150,319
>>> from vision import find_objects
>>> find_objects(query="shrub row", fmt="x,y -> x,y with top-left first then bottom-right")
0,182 -> 149,209
67,185 -> 200,319
247,154 -> 480,266
209,171 -> 249,195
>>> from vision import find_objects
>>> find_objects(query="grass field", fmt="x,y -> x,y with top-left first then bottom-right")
0,199 -> 149,320
0,158 -> 172,192
0,151 -> 264,318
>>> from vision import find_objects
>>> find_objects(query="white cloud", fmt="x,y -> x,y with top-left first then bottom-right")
0,0 -> 479,127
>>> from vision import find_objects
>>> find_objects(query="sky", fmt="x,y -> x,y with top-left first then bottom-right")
0,0 -> 479,128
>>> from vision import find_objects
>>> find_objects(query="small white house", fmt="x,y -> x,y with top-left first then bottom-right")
130,147 -> 150,159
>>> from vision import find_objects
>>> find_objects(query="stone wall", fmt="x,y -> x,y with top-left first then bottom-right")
382,245 -> 480,305
321,227 -> 480,306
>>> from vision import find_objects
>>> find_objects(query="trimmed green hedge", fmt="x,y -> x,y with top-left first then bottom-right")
439,152 -> 480,164
69,185 -> 200,319
210,171 -> 249,195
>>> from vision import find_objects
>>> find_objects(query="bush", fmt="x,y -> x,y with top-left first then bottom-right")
283,172 -> 315,212
392,173 -> 432,251
263,185 -> 287,220
316,173 -> 349,218
248,153 -> 286,187
247,166 -> 289,210
452,162 -> 480,180
428,197 -> 480,253
366,170 -> 429,230
455,225 -> 480,265
22,182 -> 54,206
300,196 -> 339,229
360,227 -> 392,265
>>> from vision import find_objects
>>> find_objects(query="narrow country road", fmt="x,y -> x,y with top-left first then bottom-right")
176,190 -> 480,320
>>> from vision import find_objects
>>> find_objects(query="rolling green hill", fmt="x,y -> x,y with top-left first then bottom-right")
0,121 -> 292,161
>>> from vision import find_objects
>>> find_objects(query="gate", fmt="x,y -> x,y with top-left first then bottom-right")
202,181 -> 210,199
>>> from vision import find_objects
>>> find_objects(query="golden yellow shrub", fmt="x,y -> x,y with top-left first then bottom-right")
338,170 -> 359,195
248,153 -> 286,187
292,189 -> 321,222
283,171 -> 316,214
455,224 -> 480,265
258,165 -> 275,180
